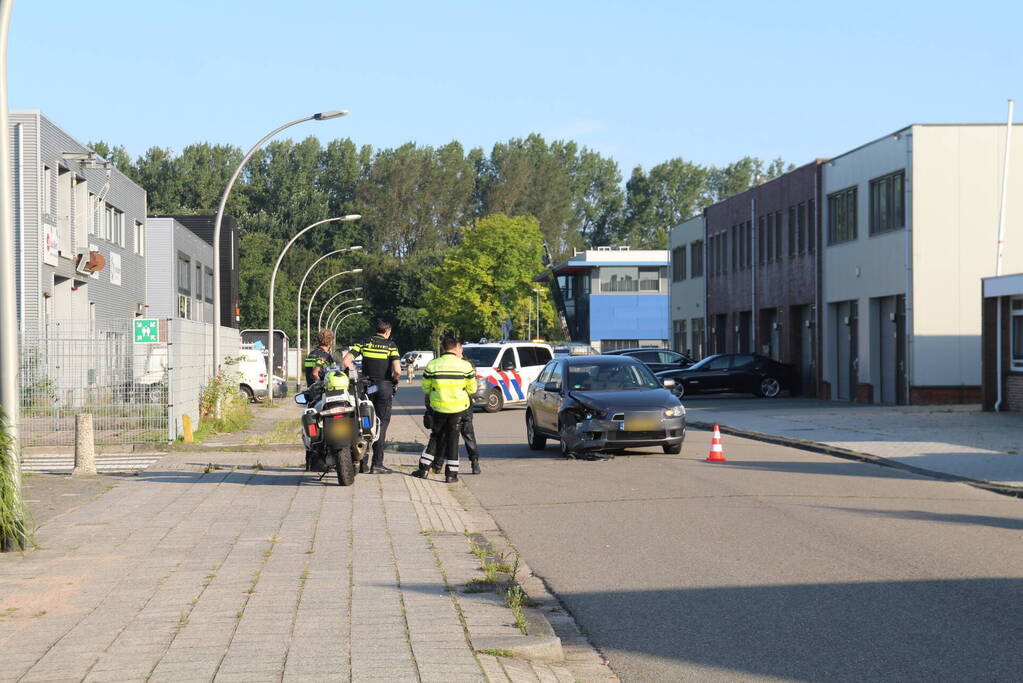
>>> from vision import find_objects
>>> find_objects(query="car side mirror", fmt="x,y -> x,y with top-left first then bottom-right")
294,393 -> 307,405
662,378 -> 676,389
543,381 -> 562,393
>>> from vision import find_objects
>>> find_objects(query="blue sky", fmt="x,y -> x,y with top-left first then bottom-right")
10,1 -> 1022,175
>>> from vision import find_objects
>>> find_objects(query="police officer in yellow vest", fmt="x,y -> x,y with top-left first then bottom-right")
413,336 -> 476,483
343,320 -> 401,474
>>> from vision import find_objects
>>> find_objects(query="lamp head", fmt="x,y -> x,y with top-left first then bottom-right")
342,214 -> 362,221
314,110 -> 348,120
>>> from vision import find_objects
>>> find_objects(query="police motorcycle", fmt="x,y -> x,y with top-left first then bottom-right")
294,364 -> 380,486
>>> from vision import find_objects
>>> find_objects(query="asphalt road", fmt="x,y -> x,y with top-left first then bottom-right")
390,384 -> 1023,682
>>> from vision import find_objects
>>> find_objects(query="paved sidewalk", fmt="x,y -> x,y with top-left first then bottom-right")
683,397 -> 1023,487
0,446 -> 600,682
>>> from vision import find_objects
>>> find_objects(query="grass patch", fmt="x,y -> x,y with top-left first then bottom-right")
463,579 -> 496,593
477,648 -> 515,658
192,398 -> 253,443
245,417 -> 301,445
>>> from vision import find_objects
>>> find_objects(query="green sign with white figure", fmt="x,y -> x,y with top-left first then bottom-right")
133,318 -> 159,343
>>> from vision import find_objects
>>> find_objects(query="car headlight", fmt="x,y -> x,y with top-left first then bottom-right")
476,377 -> 488,392
664,405 -> 685,418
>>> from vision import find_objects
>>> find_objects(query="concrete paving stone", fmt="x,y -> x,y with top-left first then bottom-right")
283,673 -> 349,683
475,655 -> 511,683
213,672 -> 281,683
499,657 -> 543,683
82,668 -> 151,682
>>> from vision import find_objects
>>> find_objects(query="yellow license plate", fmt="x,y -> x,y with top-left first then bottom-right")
624,416 -> 659,431
326,419 -> 353,438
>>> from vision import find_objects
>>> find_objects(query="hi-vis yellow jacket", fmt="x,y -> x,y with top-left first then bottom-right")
422,353 -> 476,413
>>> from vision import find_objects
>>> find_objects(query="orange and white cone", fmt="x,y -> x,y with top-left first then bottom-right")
705,424 -> 727,462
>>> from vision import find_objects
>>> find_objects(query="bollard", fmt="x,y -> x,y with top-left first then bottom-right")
72,413 -> 96,476
181,414 -> 194,443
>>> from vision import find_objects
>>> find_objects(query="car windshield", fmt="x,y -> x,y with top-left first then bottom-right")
565,362 -> 660,391
462,346 -> 500,367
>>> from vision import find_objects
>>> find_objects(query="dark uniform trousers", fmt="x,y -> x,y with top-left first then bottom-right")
367,380 -> 394,470
420,410 -> 479,473
418,409 -> 468,477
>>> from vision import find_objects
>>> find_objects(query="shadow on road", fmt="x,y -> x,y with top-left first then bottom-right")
817,506 -> 1023,532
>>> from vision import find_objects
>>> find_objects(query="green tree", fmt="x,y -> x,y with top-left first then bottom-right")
427,214 -> 554,341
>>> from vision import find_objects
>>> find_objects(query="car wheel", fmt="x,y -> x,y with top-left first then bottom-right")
662,443 -> 682,454
484,388 -> 504,413
526,412 -> 546,451
672,383 -> 685,399
758,377 -> 781,398
240,384 -> 255,402
558,421 -> 576,459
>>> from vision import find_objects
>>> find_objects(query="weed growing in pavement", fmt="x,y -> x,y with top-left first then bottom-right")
463,579 -> 495,593
505,585 -> 528,634
477,648 -> 515,657
253,461 -> 264,472
177,611 -> 188,628
202,463 -> 221,474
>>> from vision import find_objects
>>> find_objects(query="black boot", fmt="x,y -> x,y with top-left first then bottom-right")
445,473 -> 459,483
411,468 -> 428,479
470,460 -> 481,475
431,460 -> 443,474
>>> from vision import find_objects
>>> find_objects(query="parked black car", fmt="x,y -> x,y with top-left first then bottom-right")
604,348 -> 695,373
655,353 -> 795,399
525,355 -> 686,458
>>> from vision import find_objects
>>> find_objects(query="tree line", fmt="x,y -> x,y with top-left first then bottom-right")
91,136 -> 790,353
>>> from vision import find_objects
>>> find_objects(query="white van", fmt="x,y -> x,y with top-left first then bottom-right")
236,349 -> 271,401
464,342 -> 554,412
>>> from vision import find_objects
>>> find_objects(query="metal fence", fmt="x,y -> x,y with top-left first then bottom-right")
20,318 -> 169,447
19,318 -> 241,447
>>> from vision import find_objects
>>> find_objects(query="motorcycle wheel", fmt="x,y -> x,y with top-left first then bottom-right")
335,446 -> 356,486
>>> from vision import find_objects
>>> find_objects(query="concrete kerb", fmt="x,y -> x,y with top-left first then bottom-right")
686,420 -> 1023,500
446,480 -> 615,680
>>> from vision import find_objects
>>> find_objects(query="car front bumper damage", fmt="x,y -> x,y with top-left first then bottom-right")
565,415 -> 686,453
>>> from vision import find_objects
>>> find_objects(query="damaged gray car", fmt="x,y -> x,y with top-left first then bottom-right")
525,355 -> 686,459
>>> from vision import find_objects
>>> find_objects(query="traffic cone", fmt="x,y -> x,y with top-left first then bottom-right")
705,424 -> 727,462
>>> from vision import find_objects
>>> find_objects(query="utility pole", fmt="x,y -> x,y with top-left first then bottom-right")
0,0 -> 26,551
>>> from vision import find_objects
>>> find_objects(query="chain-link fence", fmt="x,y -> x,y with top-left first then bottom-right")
19,318 -> 169,447
18,318 -> 241,447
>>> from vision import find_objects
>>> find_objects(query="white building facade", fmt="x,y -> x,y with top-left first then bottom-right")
821,124 -> 1023,404
669,215 -> 706,358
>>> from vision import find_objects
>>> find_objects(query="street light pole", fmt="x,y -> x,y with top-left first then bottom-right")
295,247 -> 362,384
533,288 -> 544,339
0,0 -> 25,551
332,310 -> 366,333
306,269 -> 363,355
211,109 -> 348,375
316,288 -> 363,331
324,299 -> 364,333
267,215 -> 360,403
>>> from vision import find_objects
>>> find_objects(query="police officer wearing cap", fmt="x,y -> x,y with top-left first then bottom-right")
343,320 -> 401,474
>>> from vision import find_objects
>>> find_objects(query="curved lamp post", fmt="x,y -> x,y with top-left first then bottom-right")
324,299 -> 364,333
331,310 -> 366,338
295,247 -> 362,372
211,108 -> 348,374
267,215 -> 361,402
317,290 -> 363,331
306,268 -> 363,356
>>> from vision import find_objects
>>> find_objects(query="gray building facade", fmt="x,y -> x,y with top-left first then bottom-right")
145,217 -> 214,323
11,111 -> 147,337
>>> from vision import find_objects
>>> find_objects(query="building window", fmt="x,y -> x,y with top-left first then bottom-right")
1012,298 -> 1023,371
42,166 -> 53,215
691,317 -> 705,359
601,339 -> 640,352
690,240 -> 703,277
599,266 -> 661,293
731,226 -> 738,271
797,203 -> 806,254
758,216 -> 766,264
672,246 -> 687,281
766,213 -> 774,261
133,221 -> 145,256
204,267 -> 214,304
828,186 -> 858,244
101,204 -> 124,246
869,170 -> 906,235
745,221 -> 752,269
177,253 -> 191,296
808,199 -> 816,252
195,261 -> 203,301
673,319 -> 687,353
788,206 -> 797,256
774,210 -> 783,260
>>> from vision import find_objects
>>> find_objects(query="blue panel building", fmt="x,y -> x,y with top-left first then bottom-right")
541,246 -> 670,352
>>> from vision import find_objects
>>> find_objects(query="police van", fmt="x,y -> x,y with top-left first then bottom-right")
464,341 -> 554,412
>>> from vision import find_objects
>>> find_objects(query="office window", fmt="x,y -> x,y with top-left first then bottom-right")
869,170 -> 906,235
1012,298 -> 1023,371
133,221 -> 145,256
808,199 -> 816,253
88,194 -> 97,236
195,261 -> 203,301
673,319 -> 687,353
42,166 -> 53,215
797,203 -> 806,254
788,206 -> 797,256
204,267 -> 214,304
672,246 -> 687,281
766,213 -> 774,261
758,216 -> 766,264
691,240 -> 703,277
731,226 -> 738,271
774,211 -> 783,260
177,253 -> 191,295
745,221 -> 752,269
691,317 -> 705,359
599,266 -> 660,292
828,187 -> 858,244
